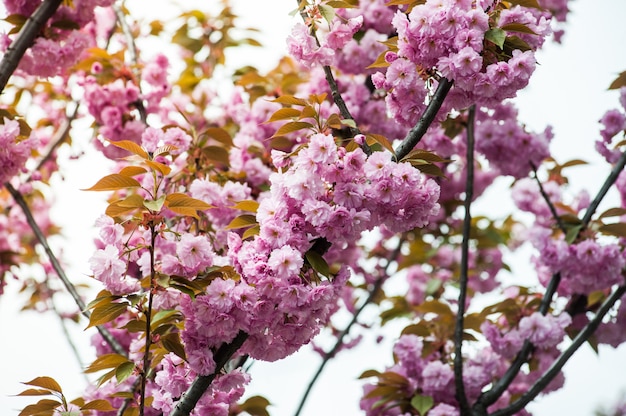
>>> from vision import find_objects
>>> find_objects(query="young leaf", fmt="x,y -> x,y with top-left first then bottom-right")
115,361 -> 135,384
84,354 -> 129,374
485,28 -> 506,49
87,302 -> 129,328
231,200 -> 260,212
18,399 -> 62,416
270,95 -> 307,106
264,107 -> 301,123
107,140 -> 150,159
238,395 -> 271,416
119,166 -> 148,177
21,377 -> 63,394
143,195 -> 167,212
410,394 -> 434,416
226,214 -> 258,230
203,127 -> 233,147
165,193 -> 213,218
305,250 -> 330,278
145,159 -> 172,176
609,70 -> 626,90
82,174 -> 141,192
161,332 -> 187,361
80,400 -> 115,411
271,121 -> 314,138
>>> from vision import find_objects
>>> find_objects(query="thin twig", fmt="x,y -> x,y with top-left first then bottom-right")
169,331 -> 249,416
293,238 -> 404,416
454,105 -> 475,414
139,225 -> 157,416
490,284 -> 626,416
529,161 -> 567,235
393,78 -> 453,162
581,149 -> 626,225
0,0 -> 63,94
5,183 -> 127,357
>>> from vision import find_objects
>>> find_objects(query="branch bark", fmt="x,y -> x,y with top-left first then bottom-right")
169,331 -> 249,416
0,0 -> 63,94
393,78 -> 453,162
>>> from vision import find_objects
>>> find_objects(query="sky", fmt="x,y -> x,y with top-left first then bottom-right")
2,0 -> 626,415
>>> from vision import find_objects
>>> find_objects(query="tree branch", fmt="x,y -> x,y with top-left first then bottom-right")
393,78 -> 453,162
4,182 -> 127,357
581,149 -> 626,225
530,162 -> 567,235
0,0 -> 63,94
454,105 -> 475,414
169,331 -> 249,416
490,284 -> 626,416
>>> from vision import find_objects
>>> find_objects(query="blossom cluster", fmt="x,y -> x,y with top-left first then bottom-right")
0,118 -> 37,184
370,0 -> 551,126
596,87 -> 626,164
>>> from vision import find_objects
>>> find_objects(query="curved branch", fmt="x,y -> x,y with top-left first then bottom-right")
530,162 -> 567,235
169,331 -> 249,416
393,78 -> 453,162
0,0 -> 63,94
454,105 -> 475,414
490,284 -> 626,416
5,183 -> 127,357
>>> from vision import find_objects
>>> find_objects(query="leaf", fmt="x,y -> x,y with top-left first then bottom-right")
87,302 -> 128,328
506,0 -> 543,9
202,145 -> 230,165
271,121 -> 314,138
231,200 -> 259,212
501,23 -> 537,35
22,377 -> 63,394
326,1 -> 357,8
15,389 -> 54,397
366,134 -> 395,155
84,354 -> 129,374
226,214 -> 258,230
485,27 -> 506,49
145,159 -> 172,176
107,140 -> 150,159
203,127 -> 233,147
82,174 -> 141,191
238,395 -> 271,416
115,362 -> 135,384
599,207 -> 626,219
80,400 -> 115,411
264,107 -> 302,123
305,250 -> 330,278
599,222 -> 626,238
18,399 -> 62,416
119,166 -> 148,177
106,196 -> 146,217
242,224 -> 260,240
609,71 -> 626,90
318,4 -> 336,24
410,394 -> 434,416
270,95 -> 307,106
359,369 -> 382,379
161,332 -> 187,361
143,195 -> 166,212
165,193 -> 213,219
415,300 -> 453,316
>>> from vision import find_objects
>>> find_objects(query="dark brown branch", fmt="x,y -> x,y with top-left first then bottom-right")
490,284 -> 626,416
169,331 -> 249,416
5,182 -> 127,357
530,162 -> 567,235
393,78 -> 453,162
0,0 -> 63,94
454,105 -> 475,414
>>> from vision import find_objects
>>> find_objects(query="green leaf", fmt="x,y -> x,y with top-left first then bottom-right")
87,302 -> 128,329
485,27 -> 506,49
305,250 -> 330,278
82,174 -> 141,192
226,214 -> 258,230
143,195 -> 167,212
115,362 -> 135,384
318,4 -> 336,24
410,394 -> 434,416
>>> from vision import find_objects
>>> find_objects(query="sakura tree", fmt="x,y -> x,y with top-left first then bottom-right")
2,0 -> 626,415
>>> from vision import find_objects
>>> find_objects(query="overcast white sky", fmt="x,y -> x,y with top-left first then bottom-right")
2,1 -> 626,415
